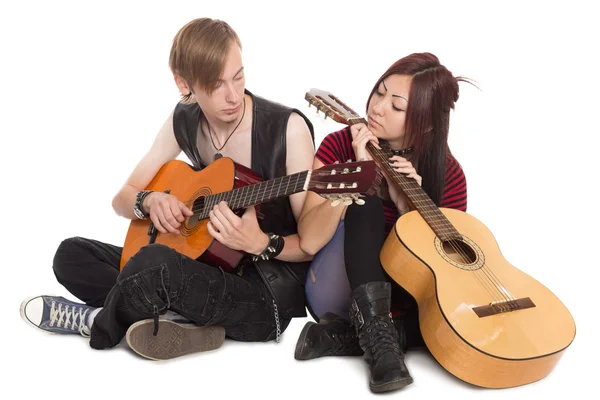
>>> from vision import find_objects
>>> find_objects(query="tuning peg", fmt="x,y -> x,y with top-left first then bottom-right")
325,194 -> 341,207
334,161 -> 340,164
352,194 -> 365,205
342,197 -> 353,206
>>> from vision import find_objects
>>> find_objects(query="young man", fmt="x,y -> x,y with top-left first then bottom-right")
20,17 -> 315,360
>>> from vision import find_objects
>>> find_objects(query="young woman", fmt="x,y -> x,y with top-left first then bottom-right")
295,52 -> 468,393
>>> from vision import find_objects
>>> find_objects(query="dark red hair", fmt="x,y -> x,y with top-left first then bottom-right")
367,52 -> 469,205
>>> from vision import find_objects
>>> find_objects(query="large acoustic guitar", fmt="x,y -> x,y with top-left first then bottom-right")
120,157 -> 379,272
306,89 -> 575,388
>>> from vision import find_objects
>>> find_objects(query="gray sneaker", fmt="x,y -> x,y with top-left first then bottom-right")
20,295 -> 93,337
126,319 -> 225,361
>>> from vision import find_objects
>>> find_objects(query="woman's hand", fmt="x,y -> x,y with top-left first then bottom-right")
350,123 -> 381,161
386,156 -> 422,214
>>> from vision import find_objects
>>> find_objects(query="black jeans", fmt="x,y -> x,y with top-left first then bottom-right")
53,237 -> 286,350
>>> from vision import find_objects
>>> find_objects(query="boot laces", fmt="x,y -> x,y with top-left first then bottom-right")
364,316 -> 402,360
327,331 -> 360,355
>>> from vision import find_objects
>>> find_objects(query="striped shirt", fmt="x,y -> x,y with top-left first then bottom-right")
316,127 -> 467,233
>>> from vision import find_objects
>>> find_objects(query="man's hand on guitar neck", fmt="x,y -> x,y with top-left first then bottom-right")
207,201 -> 269,255
144,192 -> 194,234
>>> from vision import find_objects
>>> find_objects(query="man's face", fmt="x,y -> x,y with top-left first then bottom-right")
193,43 -> 246,124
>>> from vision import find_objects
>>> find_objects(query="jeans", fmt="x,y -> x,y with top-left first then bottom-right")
53,237 -> 287,350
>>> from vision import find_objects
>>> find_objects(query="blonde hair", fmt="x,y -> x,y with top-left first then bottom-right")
169,18 -> 242,101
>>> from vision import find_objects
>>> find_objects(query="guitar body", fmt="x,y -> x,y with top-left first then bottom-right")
120,158 -> 262,272
380,208 -> 576,388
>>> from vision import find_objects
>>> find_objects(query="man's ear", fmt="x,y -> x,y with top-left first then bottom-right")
174,74 -> 191,96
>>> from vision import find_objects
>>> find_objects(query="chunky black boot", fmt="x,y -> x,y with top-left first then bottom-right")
350,282 -> 413,393
294,312 -> 363,360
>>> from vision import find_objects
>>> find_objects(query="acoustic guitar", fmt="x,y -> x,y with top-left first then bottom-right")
120,156 -> 380,272
305,89 -> 575,388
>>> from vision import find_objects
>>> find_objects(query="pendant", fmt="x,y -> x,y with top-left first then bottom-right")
214,152 -> 223,161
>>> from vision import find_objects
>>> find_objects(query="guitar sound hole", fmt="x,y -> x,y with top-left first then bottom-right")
186,196 -> 206,229
442,239 -> 477,265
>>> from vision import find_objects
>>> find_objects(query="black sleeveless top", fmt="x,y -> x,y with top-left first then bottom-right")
172,90 -> 315,318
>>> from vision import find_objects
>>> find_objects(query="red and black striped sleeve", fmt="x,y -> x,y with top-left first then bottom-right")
315,127 -> 356,165
440,156 -> 467,211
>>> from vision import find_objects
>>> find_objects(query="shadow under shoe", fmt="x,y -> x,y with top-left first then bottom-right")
350,282 -> 413,393
126,319 -> 225,361
295,312 -> 363,360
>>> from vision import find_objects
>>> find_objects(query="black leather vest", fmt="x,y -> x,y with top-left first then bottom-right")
172,90 -> 314,318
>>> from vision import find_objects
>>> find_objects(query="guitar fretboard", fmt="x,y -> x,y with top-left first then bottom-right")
195,171 -> 309,218
348,117 -> 460,240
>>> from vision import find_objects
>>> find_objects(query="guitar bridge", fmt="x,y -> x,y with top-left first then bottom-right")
472,297 -> 536,318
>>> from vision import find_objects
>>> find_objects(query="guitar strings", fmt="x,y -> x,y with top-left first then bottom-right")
371,143 -> 515,305
368,144 -> 508,302
369,143 -> 517,306
187,171 -> 370,218
370,144 -> 514,305
327,110 -> 517,308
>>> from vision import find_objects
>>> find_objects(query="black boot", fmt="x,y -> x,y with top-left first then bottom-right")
294,312 -> 363,360
350,282 -> 413,393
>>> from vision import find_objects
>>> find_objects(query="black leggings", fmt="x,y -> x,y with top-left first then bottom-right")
343,196 -> 388,290
343,196 -> 424,347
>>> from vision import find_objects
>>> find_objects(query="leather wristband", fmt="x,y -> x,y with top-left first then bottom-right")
252,233 -> 284,261
133,190 -> 154,219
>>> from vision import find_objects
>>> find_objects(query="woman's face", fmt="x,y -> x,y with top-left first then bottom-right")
367,74 -> 412,147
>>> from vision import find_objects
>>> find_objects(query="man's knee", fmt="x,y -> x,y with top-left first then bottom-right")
52,236 -> 85,278
120,243 -> 178,278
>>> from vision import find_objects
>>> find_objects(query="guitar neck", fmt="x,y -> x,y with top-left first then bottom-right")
348,117 -> 459,240
198,171 -> 310,219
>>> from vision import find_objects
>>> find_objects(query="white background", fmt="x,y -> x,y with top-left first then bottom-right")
1,0 -> 597,398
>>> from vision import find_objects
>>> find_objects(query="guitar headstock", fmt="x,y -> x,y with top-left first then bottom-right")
308,160 -> 381,206
305,88 -> 362,125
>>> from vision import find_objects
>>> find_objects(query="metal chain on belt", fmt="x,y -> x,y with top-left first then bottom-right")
273,299 -> 281,343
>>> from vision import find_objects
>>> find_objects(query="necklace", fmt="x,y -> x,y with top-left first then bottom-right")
206,97 -> 246,161
390,146 -> 413,157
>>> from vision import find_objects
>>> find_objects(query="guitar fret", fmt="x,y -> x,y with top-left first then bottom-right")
243,181 -> 249,208
284,174 -> 291,196
294,172 -> 301,194
250,183 -> 256,207
268,176 -> 276,200
229,187 -> 238,209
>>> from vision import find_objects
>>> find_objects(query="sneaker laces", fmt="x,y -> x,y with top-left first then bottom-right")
49,301 -> 91,337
